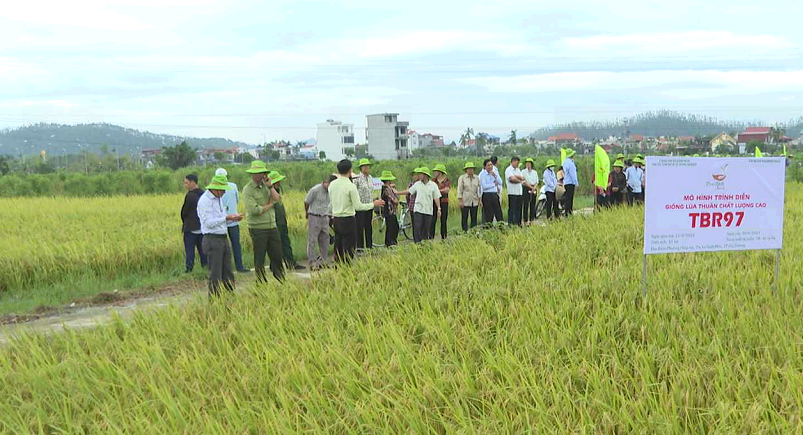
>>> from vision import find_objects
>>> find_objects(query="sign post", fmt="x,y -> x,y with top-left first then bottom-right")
643,156 -> 786,292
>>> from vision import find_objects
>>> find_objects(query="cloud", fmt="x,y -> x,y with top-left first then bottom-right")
458,70 -> 803,97
561,31 -> 795,55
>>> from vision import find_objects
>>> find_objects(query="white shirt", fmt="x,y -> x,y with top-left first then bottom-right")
505,165 -> 523,196
409,180 -> 442,215
562,158 -> 579,186
522,168 -> 539,191
197,190 -> 228,235
625,166 -> 644,193
220,182 -> 240,228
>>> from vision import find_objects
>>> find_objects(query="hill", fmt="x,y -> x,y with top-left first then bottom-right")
531,110 -> 803,140
0,123 -> 254,156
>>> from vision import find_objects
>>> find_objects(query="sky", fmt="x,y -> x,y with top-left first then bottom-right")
1,0 -> 802,145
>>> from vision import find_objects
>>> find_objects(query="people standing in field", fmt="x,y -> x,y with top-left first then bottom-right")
607,161 -> 627,206
197,175 -> 243,298
625,158 -> 644,206
304,175 -> 335,271
562,149 -> 578,216
268,171 -> 305,271
521,158 -> 539,224
406,168 -> 419,232
480,158 -> 504,224
457,162 -> 481,231
180,174 -> 206,273
242,160 -> 285,284
379,171 -> 400,247
214,168 -> 249,274
543,160 -> 559,220
505,156 -> 525,226
431,164 -> 451,239
398,167 -> 441,243
330,159 -> 384,263
352,158 -> 375,251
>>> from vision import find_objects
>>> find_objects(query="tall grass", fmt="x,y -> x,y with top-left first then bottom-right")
1,185 -> 801,433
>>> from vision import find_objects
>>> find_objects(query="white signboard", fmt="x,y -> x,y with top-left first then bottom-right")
372,177 -> 382,191
644,157 -> 785,255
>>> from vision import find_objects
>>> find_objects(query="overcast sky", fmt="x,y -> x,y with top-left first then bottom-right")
1,0 -> 802,144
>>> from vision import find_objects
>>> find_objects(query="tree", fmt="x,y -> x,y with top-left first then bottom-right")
319,151 -> 327,161
715,144 -> 733,155
771,126 -> 786,144
158,141 -> 197,170
460,127 -> 474,148
213,151 -> 226,162
238,153 -> 255,164
343,147 -> 355,158
509,129 -> 517,145
0,155 -> 11,175
746,140 -> 764,154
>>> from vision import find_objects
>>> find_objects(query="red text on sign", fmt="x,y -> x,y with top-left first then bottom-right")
689,211 -> 744,228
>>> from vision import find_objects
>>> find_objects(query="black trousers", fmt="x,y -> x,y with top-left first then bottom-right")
249,228 -> 285,284
545,191 -> 559,219
430,203 -> 449,239
563,184 -> 575,216
522,191 -> 537,222
333,216 -> 357,264
482,193 -> 503,224
413,212 -> 433,243
201,234 -> 235,298
461,206 -> 478,231
596,194 -> 609,209
610,191 -> 624,206
384,214 -> 399,247
355,210 -> 373,249
507,194 -> 523,225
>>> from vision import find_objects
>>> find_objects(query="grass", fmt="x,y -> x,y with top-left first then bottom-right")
0,185 -> 801,433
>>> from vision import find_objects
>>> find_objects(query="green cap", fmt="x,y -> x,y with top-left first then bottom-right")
692,154 -> 700,157
545,159 -> 556,169
245,160 -> 270,174
206,175 -> 231,191
565,149 -> 576,158
433,163 -> 448,175
636,154 -> 644,159
463,161 -> 476,170
524,157 -> 535,165
416,167 -> 433,178
616,153 -> 625,159
613,161 -> 624,168
358,158 -> 372,167
379,170 -> 396,181
268,170 -> 286,184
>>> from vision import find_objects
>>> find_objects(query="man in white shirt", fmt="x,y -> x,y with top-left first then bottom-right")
398,167 -> 441,243
198,174 -> 243,298
504,156 -> 525,225
215,168 -> 249,273
562,149 -> 579,216
625,157 -> 644,205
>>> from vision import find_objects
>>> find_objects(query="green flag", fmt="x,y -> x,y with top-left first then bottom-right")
560,148 -> 567,166
755,146 -> 763,158
594,145 -> 610,191
784,143 -> 788,156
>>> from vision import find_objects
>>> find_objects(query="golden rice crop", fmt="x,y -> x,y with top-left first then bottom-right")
0,191 -> 311,292
1,185 -> 801,433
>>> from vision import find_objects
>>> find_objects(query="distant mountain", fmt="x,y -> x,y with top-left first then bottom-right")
0,123 -> 255,156
531,111 -> 803,140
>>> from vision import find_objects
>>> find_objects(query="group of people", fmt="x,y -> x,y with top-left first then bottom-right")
594,153 -> 647,208
181,152 -> 646,297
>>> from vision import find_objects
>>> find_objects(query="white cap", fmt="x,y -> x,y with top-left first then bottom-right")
215,168 -> 227,177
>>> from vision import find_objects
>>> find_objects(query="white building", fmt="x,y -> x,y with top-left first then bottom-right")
316,120 -> 355,161
408,130 -> 421,151
365,113 -> 409,160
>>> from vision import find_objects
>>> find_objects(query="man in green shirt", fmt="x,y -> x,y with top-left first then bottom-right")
329,159 -> 384,264
268,171 -> 304,271
242,161 -> 285,283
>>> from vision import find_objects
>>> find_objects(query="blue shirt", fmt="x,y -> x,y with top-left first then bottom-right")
625,167 -> 643,193
543,168 -> 558,192
562,158 -> 579,186
197,190 -> 228,235
220,182 -> 240,227
479,169 -> 502,194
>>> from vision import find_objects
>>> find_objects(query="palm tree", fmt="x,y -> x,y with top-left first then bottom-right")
509,129 -> 517,145
771,126 -> 786,144
460,127 -> 474,148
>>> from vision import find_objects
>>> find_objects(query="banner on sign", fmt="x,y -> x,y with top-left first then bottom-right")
644,157 -> 785,255
372,177 -> 383,191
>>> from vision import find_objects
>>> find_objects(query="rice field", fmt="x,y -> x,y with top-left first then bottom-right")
1,184 -> 801,433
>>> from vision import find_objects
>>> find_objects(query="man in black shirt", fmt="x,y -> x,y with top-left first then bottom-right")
180,174 -> 207,272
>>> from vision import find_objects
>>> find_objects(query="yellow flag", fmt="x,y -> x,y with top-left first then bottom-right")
784,143 -> 788,156
560,148 -> 567,166
594,145 -> 610,191
755,146 -> 763,158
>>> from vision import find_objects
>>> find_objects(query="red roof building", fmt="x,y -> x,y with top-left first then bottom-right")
554,133 -> 579,144
737,127 -> 771,144
630,134 -> 644,142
